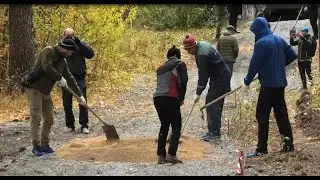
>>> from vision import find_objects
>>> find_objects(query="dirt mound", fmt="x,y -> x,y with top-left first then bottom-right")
57,136 -> 207,163
295,91 -> 320,138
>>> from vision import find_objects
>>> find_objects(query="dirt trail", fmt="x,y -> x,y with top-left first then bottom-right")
0,19 -> 312,176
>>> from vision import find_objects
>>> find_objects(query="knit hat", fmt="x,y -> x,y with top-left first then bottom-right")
302,26 -> 309,32
226,25 -> 236,32
58,38 -> 77,51
182,34 -> 197,49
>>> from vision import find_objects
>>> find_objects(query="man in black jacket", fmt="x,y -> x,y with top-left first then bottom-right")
290,27 -> 314,90
62,28 -> 94,134
306,4 -> 318,39
227,4 -> 242,33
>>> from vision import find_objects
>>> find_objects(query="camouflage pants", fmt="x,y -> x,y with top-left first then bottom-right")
215,15 -> 226,39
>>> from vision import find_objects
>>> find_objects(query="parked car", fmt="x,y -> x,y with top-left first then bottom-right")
263,4 -> 307,22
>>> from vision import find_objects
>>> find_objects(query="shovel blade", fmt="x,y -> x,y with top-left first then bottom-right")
102,125 -> 120,141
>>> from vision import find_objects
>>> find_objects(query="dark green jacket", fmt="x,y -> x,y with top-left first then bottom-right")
214,5 -> 227,16
28,45 -> 82,96
195,41 -> 231,95
217,31 -> 239,63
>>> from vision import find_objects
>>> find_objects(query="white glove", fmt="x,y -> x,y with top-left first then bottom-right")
57,77 -> 67,88
194,95 -> 200,103
78,96 -> 86,106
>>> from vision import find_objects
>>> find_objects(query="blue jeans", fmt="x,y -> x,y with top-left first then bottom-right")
62,75 -> 88,129
205,85 -> 230,136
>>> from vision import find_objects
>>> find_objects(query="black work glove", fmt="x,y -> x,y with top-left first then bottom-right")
73,36 -> 82,47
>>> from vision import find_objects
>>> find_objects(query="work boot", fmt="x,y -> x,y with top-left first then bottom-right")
41,145 -> 55,154
280,137 -> 294,152
32,146 -> 45,157
158,155 -> 167,164
166,155 -> 182,164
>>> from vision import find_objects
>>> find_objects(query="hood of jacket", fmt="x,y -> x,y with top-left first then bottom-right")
250,17 -> 272,41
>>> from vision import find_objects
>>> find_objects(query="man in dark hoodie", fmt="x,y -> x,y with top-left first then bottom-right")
290,27 -> 314,90
153,45 -> 188,164
183,35 -> 231,141
244,17 -> 297,158
62,28 -> 94,134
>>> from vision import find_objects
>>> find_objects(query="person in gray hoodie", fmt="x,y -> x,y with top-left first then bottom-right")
153,45 -> 188,164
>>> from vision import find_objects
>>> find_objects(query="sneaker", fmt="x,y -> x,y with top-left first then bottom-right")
81,128 -> 90,134
158,155 -> 167,164
203,134 -> 221,142
280,137 -> 294,152
246,151 -> 268,158
201,132 -> 211,139
32,146 -> 45,157
67,127 -> 75,132
41,145 -> 55,154
309,80 -> 314,86
166,155 -> 182,164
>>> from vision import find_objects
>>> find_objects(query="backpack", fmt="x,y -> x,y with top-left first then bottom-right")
20,47 -> 56,88
310,36 -> 317,57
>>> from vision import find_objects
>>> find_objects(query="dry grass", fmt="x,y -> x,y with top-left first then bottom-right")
0,80 -> 126,124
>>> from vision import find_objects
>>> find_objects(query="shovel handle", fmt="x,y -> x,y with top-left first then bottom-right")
292,4 -> 305,30
181,101 -> 196,135
272,16 -> 282,33
200,77 -> 259,111
64,86 -> 108,126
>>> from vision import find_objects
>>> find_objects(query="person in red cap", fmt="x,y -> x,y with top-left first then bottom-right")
183,34 -> 231,141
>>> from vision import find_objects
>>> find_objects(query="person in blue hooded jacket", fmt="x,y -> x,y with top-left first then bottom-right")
243,17 -> 297,158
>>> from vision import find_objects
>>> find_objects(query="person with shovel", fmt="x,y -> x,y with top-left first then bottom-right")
26,38 -> 86,156
182,34 -> 231,141
153,45 -> 188,164
244,17 -> 297,158
289,27 -> 315,90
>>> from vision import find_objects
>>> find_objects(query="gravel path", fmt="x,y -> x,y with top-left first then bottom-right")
0,19 -> 309,176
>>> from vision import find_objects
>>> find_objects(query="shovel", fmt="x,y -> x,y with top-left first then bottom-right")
167,101 -> 197,144
200,77 -> 259,123
64,86 -> 120,141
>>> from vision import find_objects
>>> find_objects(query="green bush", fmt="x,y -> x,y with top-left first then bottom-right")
133,4 -> 215,30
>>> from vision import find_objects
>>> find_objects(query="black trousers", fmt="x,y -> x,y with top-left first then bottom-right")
229,12 -> 238,30
154,96 -> 181,156
62,75 -> 89,129
308,7 -> 318,39
256,87 -> 293,153
298,61 -> 313,89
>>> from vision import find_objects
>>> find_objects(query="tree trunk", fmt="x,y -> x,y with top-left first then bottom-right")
0,6 -> 9,89
8,4 -> 35,93
318,5 -> 320,72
